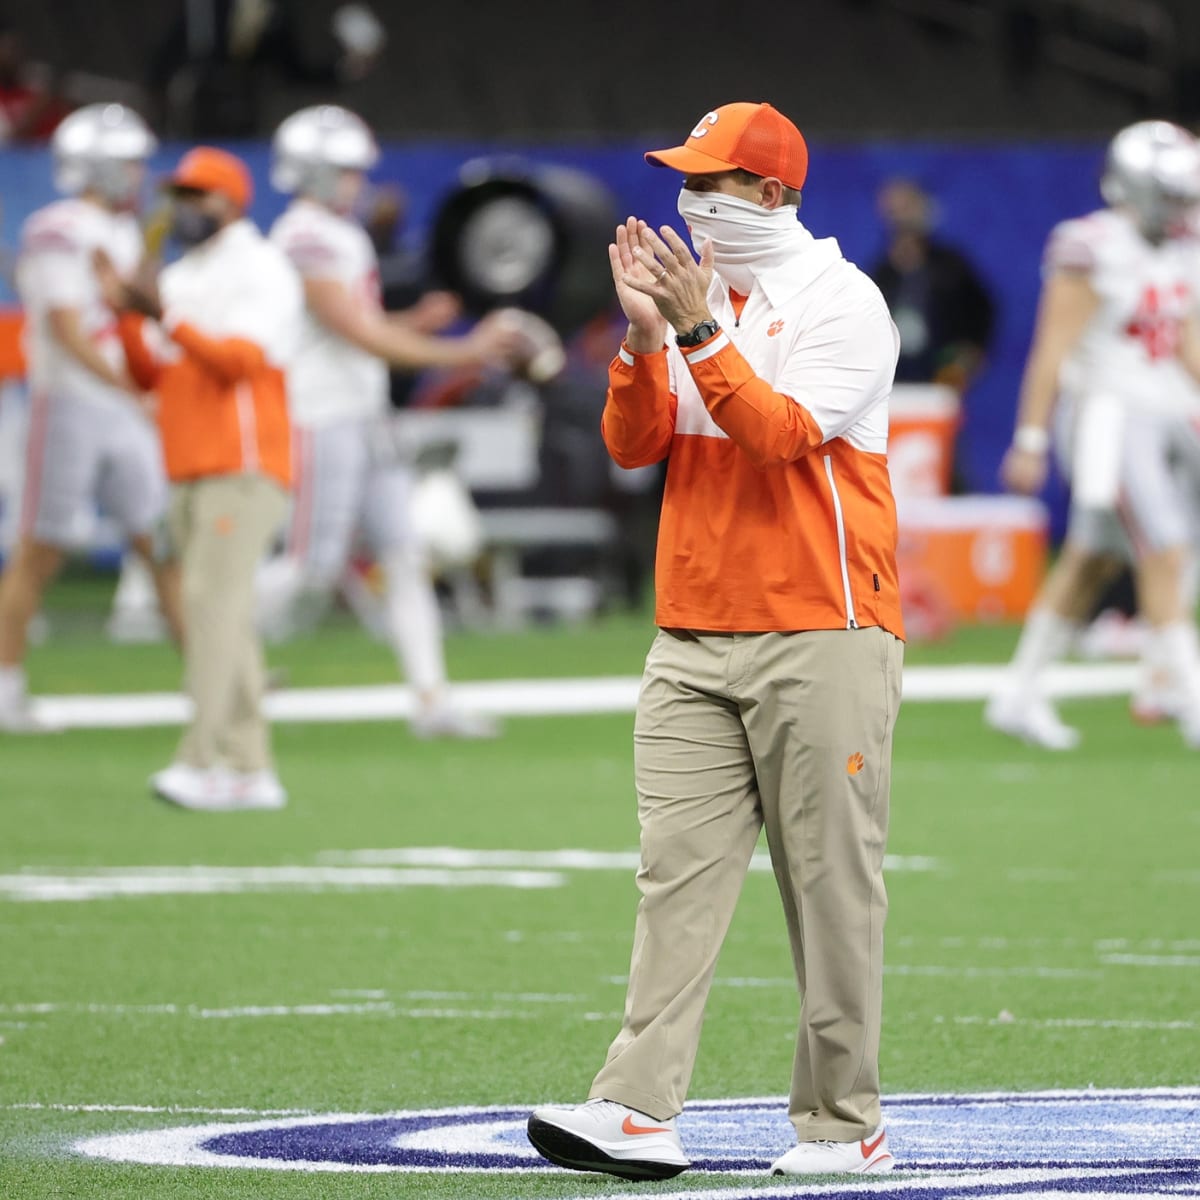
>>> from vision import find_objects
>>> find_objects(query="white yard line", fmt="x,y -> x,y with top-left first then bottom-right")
0,848 -> 939,903
890,936 -> 1200,952
0,1000 -> 595,1021
942,1015 -> 1197,1032
1096,938 -> 1200,951
611,964 -> 1104,987
323,846 -> 941,874
886,964 -> 1102,979
1098,953 -> 1200,968
27,1000 -> 1184,1028
28,662 -> 1140,730
0,865 -> 564,902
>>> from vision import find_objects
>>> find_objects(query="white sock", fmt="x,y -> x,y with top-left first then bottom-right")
0,664 -> 27,705
382,545 -> 447,702
1146,621 -> 1200,706
1003,608 -> 1079,696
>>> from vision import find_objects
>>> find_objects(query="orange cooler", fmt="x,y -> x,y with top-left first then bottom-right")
0,310 -> 23,380
888,383 -> 960,498
897,495 -> 1048,622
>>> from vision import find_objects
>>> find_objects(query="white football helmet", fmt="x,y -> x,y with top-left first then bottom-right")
51,103 -> 157,204
1101,120 -> 1200,240
270,105 -> 379,201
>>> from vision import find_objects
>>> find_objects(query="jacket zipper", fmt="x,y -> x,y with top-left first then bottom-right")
823,454 -> 858,629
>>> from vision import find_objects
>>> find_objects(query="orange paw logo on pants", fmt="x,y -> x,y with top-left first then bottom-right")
847,752 -> 865,775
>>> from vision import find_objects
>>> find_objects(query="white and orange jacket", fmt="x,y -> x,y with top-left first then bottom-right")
118,219 -> 303,488
605,228 -> 904,636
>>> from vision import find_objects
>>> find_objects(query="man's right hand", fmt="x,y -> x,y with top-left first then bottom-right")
609,217 -> 668,353
465,310 -> 530,367
1000,444 -> 1049,494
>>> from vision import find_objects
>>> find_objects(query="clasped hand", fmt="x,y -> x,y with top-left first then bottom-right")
607,217 -> 714,353
93,249 -> 163,321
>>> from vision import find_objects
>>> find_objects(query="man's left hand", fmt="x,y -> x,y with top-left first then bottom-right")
625,224 -> 715,336
93,248 -> 163,321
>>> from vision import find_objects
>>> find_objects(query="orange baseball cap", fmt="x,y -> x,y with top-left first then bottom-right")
168,146 -> 254,210
645,102 -> 809,191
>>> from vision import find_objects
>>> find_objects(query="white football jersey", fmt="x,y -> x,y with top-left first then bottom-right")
1046,208 -> 1200,415
269,199 -> 389,427
16,198 -> 143,409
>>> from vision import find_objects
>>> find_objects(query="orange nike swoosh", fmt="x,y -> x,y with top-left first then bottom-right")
861,1132 -> 887,1158
622,1114 -> 671,1136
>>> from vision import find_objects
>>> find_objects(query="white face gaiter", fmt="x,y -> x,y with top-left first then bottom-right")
677,188 -> 810,294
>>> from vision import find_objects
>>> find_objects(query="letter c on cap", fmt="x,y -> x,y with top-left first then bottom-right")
690,111 -> 719,139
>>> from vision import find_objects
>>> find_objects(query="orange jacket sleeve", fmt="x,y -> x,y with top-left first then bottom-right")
165,319 -> 267,385
116,313 -> 162,390
682,336 -> 825,469
601,344 -> 677,469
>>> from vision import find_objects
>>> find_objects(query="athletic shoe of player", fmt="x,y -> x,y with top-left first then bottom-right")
1178,702 -> 1200,750
410,702 -> 499,740
1075,609 -> 1147,661
771,1125 -> 894,1175
0,669 -> 60,734
527,1099 -> 688,1181
984,692 -> 1081,750
0,694 -> 61,734
1130,684 -> 1184,726
150,764 -> 242,811
231,769 -> 288,809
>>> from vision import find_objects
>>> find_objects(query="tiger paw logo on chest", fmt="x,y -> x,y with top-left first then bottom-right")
767,319 -> 785,337
847,751 -> 865,775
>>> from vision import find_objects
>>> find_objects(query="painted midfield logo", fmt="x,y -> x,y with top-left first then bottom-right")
74,1089 -> 1200,1197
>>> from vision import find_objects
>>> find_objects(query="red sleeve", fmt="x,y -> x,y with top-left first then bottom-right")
681,332 -> 825,468
166,319 -> 266,384
116,313 -> 162,390
601,343 -> 677,468
278,227 -> 342,280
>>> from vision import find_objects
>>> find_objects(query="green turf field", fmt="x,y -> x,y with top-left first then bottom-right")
2,577 -> 1198,1198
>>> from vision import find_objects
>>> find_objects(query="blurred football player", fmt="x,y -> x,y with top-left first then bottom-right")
0,103 -> 181,733
987,121 -> 1200,749
259,104 -> 527,738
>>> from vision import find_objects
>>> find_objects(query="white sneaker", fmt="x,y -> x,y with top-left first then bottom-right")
232,769 -> 288,810
772,1125 -> 894,1175
985,692 -> 1080,750
1179,704 -> 1200,751
1075,610 -> 1147,661
1130,687 -> 1183,726
527,1099 -> 688,1181
410,703 -> 499,740
150,764 -> 241,811
0,695 -> 60,734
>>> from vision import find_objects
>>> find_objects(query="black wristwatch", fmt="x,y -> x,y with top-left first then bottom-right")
675,319 -> 720,348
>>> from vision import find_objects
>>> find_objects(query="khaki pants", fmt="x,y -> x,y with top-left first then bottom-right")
169,474 -> 288,772
590,626 -> 903,1141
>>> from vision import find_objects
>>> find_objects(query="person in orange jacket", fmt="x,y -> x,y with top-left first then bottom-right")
100,146 -> 304,811
528,102 -> 904,1181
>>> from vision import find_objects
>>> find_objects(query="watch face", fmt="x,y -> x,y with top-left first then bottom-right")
678,320 -> 718,346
